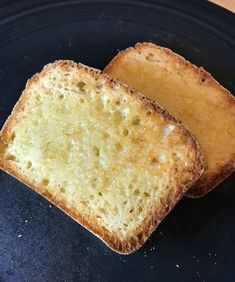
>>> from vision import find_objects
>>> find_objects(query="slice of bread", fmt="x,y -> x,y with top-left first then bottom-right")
0,60 -> 203,254
104,42 -> 235,198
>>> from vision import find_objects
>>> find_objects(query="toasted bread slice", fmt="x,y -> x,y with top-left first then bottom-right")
0,60 -> 203,254
104,42 -> 235,198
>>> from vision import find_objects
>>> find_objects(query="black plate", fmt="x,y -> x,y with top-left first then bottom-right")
0,1 -> 235,281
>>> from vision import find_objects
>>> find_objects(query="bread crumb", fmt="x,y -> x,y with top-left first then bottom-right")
176,264 -> 179,268
150,246 -> 156,251
49,204 -> 52,208
25,220 -> 28,223
17,234 -> 22,238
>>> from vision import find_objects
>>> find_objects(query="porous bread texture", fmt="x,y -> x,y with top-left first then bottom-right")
104,42 -> 235,198
0,60 -> 203,254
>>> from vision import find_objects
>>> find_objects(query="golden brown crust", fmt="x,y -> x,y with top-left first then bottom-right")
105,42 -> 235,107
0,60 -> 203,254
104,42 -> 235,198
187,160 -> 235,198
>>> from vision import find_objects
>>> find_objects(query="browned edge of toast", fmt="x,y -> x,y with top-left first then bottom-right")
0,60 -> 203,254
104,42 -> 235,198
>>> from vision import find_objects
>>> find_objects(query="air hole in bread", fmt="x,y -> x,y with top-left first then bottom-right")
146,110 -> 152,115
115,100 -> 120,105
137,233 -> 143,240
98,192 -> 103,196
41,178 -> 49,186
134,189 -> 140,196
11,132 -> 16,141
129,208 -> 134,213
89,194 -> 94,199
132,116 -> 140,125
97,83 -> 103,90
115,142 -> 123,151
80,98 -> 84,103
26,161 -> 32,169
60,187 -> 66,193
200,77 -> 206,83
150,157 -> 158,164
102,131 -> 110,139
93,146 -> 100,156
123,129 -> 129,136
77,81 -> 85,91
131,137 -> 141,144
144,192 -> 150,197
145,53 -> 155,62
123,200 -> 127,205
59,94 -> 64,99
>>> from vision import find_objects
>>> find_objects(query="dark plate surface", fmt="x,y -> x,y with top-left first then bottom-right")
0,1 -> 235,281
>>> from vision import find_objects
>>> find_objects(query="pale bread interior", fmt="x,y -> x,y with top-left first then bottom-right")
0,61 -> 202,253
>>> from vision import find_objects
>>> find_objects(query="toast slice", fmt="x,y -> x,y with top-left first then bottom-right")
0,60 -> 203,254
104,42 -> 235,198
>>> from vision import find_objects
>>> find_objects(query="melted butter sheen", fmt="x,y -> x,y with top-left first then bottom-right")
5,65 -> 195,238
